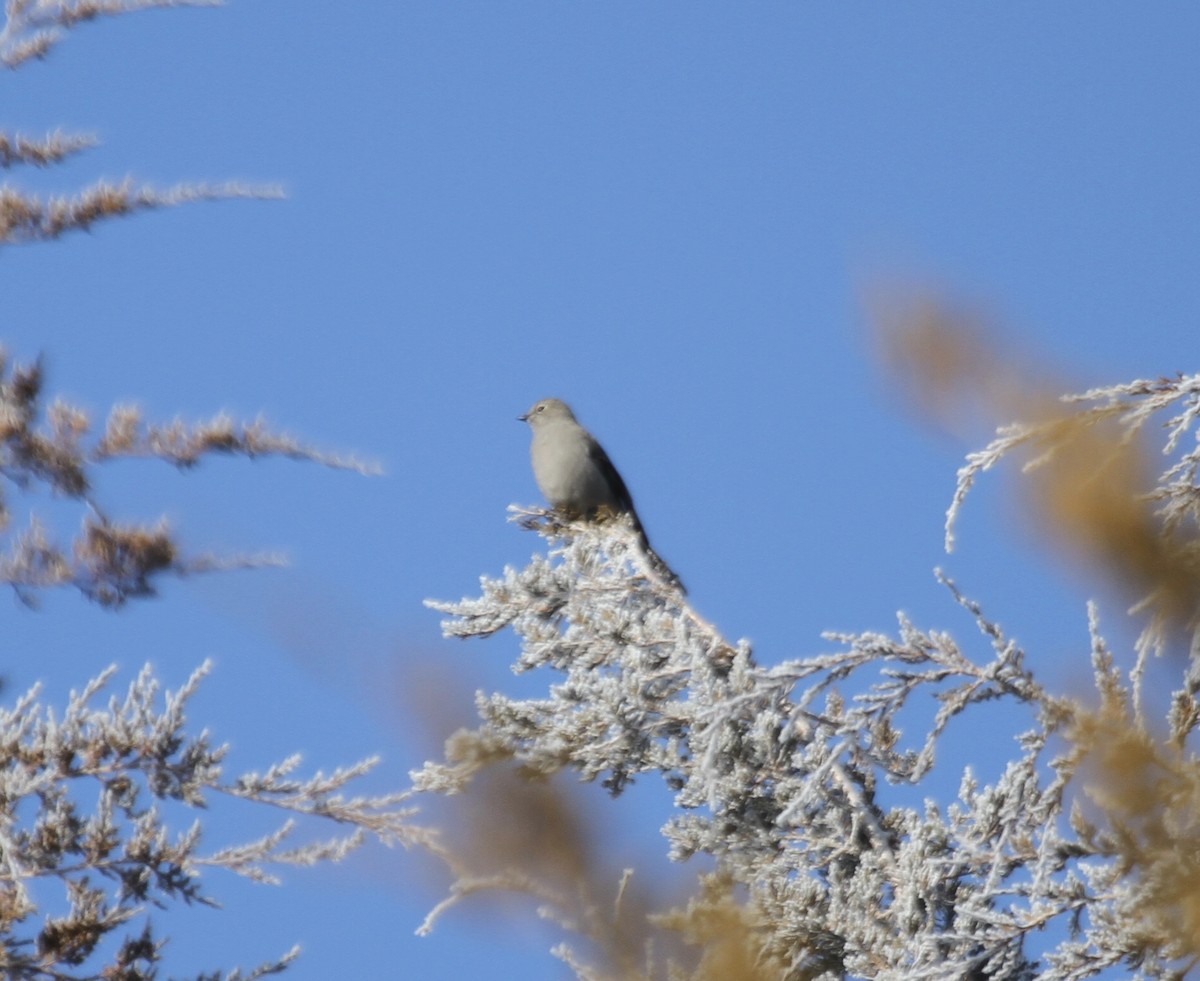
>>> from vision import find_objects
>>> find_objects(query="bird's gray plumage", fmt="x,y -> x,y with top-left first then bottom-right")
519,398 -> 685,593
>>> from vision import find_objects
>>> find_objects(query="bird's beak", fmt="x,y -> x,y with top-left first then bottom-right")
517,413 -> 529,422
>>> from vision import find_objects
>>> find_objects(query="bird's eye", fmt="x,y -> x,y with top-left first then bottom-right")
536,404 -> 545,413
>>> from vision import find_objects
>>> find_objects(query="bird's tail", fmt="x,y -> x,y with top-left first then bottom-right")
631,516 -> 686,595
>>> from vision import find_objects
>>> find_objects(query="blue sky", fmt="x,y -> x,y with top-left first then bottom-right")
5,3 -> 1200,977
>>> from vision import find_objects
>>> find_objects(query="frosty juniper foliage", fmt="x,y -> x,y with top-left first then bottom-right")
0,661 -> 427,980
423,372 -> 1200,979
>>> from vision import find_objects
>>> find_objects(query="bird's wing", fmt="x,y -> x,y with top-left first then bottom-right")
585,435 -> 636,514
585,432 -> 685,593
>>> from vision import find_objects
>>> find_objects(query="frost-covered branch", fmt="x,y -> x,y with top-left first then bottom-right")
423,487 -> 1200,978
0,4 -> 413,977
0,662 -> 426,980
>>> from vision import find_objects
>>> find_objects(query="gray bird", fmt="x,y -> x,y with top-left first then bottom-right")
519,398 -> 686,593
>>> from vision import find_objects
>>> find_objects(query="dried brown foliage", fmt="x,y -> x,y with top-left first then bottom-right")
1070,705 -> 1200,964
0,351 -> 375,605
0,180 -> 283,244
0,130 -> 96,167
1,0 -> 219,69
417,746 -> 794,981
1,1 -> 278,246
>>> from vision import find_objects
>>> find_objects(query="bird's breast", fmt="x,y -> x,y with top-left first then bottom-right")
531,426 -> 614,511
